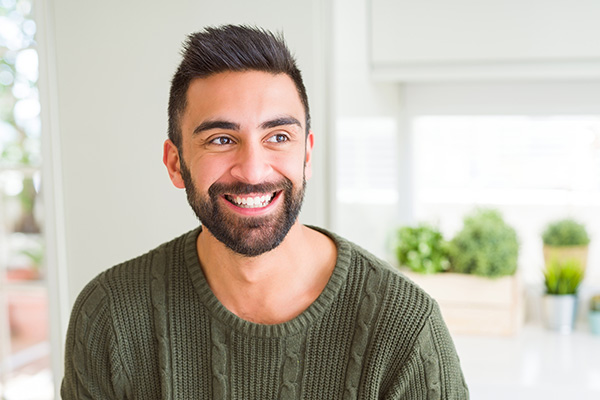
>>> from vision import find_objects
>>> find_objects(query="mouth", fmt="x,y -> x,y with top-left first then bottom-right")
224,191 -> 279,209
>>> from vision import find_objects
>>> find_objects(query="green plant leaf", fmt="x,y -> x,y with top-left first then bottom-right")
542,219 -> 590,246
395,224 -> 450,274
448,208 -> 519,278
543,258 -> 585,295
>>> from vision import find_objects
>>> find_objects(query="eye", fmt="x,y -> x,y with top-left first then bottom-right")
210,136 -> 234,145
266,133 -> 289,143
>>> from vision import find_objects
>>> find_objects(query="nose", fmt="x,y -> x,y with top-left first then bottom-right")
230,142 -> 273,184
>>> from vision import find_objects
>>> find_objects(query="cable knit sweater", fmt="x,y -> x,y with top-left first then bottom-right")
61,227 -> 469,399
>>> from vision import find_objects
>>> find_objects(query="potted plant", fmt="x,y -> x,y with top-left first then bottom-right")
589,294 -> 600,336
448,208 -> 519,278
542,258 -> 585,334
395,224 -> 450,274
542,218 -> 590,271
398,209 -> 523,336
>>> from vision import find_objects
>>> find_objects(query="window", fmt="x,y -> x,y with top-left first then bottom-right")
413,115 -> 600,283
332,81 -> 600,286
1,0 -> 53,398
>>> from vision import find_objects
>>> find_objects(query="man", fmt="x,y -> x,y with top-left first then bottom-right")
62,25 -> 468,399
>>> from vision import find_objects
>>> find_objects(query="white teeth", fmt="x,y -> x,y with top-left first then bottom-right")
227,193 -> 275,208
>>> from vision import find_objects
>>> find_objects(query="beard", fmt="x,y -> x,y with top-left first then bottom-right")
180,160 -> 306,257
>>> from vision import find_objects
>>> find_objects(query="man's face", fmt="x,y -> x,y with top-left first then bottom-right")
166,71 -> 314,257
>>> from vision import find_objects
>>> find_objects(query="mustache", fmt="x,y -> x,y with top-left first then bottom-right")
208,178 -> 293,197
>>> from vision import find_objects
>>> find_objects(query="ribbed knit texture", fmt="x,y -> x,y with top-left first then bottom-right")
61,227 -> 469,399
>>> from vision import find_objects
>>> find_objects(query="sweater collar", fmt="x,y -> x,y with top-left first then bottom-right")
184,225 -> 352,337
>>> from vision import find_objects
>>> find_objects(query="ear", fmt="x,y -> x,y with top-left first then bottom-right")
304,130 -> 315,180
163,139 -> 186,189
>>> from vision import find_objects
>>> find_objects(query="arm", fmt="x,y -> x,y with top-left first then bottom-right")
61,278 -> 130,399
384,304 -> 469,399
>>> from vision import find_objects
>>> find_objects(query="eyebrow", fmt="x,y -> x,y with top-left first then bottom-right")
193,120 -> 240,135
259,116 -> 302,130
192,116 -> 302,136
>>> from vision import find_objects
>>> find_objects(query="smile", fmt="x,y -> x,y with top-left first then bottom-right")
224,192 -> 278,209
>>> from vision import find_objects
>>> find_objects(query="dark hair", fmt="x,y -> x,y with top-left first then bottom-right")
168,25 -> 311,150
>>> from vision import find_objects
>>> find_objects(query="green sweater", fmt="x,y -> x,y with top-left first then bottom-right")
61,227 -> 469,399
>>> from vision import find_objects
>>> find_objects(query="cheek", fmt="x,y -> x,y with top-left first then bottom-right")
188,156 -> 228,190
272,152 -> 306,181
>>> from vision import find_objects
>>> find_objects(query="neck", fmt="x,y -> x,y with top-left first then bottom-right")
196,222 -> 336,324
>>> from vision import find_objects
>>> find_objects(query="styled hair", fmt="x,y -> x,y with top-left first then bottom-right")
168,24 -> 311,150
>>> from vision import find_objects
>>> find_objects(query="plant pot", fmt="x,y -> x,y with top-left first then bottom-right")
590,311 -> 600,336
543,245 -> 588,271
6,267 -> 41,281
542,294 -> 578,334
402,270 -> 523,336
8,291 -> 48,344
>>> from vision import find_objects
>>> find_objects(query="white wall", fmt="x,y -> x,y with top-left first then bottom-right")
41,0 -> 331,340
331,0 -> 411,258
370,0 -> 600,81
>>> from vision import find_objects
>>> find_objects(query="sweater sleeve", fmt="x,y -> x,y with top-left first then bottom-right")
384,304 -> 469,400
61,277 -> 130,399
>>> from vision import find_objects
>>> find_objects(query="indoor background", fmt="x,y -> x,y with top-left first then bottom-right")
1,0 -> 599,398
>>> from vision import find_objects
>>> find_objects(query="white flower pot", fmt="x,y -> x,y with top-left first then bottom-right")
542,294 -> 578,334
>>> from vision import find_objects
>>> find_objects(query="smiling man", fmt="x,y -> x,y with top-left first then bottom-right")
62,25 -> 469,399
169,71 -> 313,261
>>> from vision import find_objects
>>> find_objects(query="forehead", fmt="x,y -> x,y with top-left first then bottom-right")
182,71 -> 305,129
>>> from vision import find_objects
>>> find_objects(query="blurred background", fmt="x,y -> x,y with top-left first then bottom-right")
1,0 -> 599,398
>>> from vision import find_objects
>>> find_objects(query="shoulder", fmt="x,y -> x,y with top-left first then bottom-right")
69,228 -> 199,323
310,225 -> 437,328
318,227 -> 434,305
88,228 -> 196,290
62,230 -> 199,398
311,229 -> 468,396
311,229 -> 466,388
